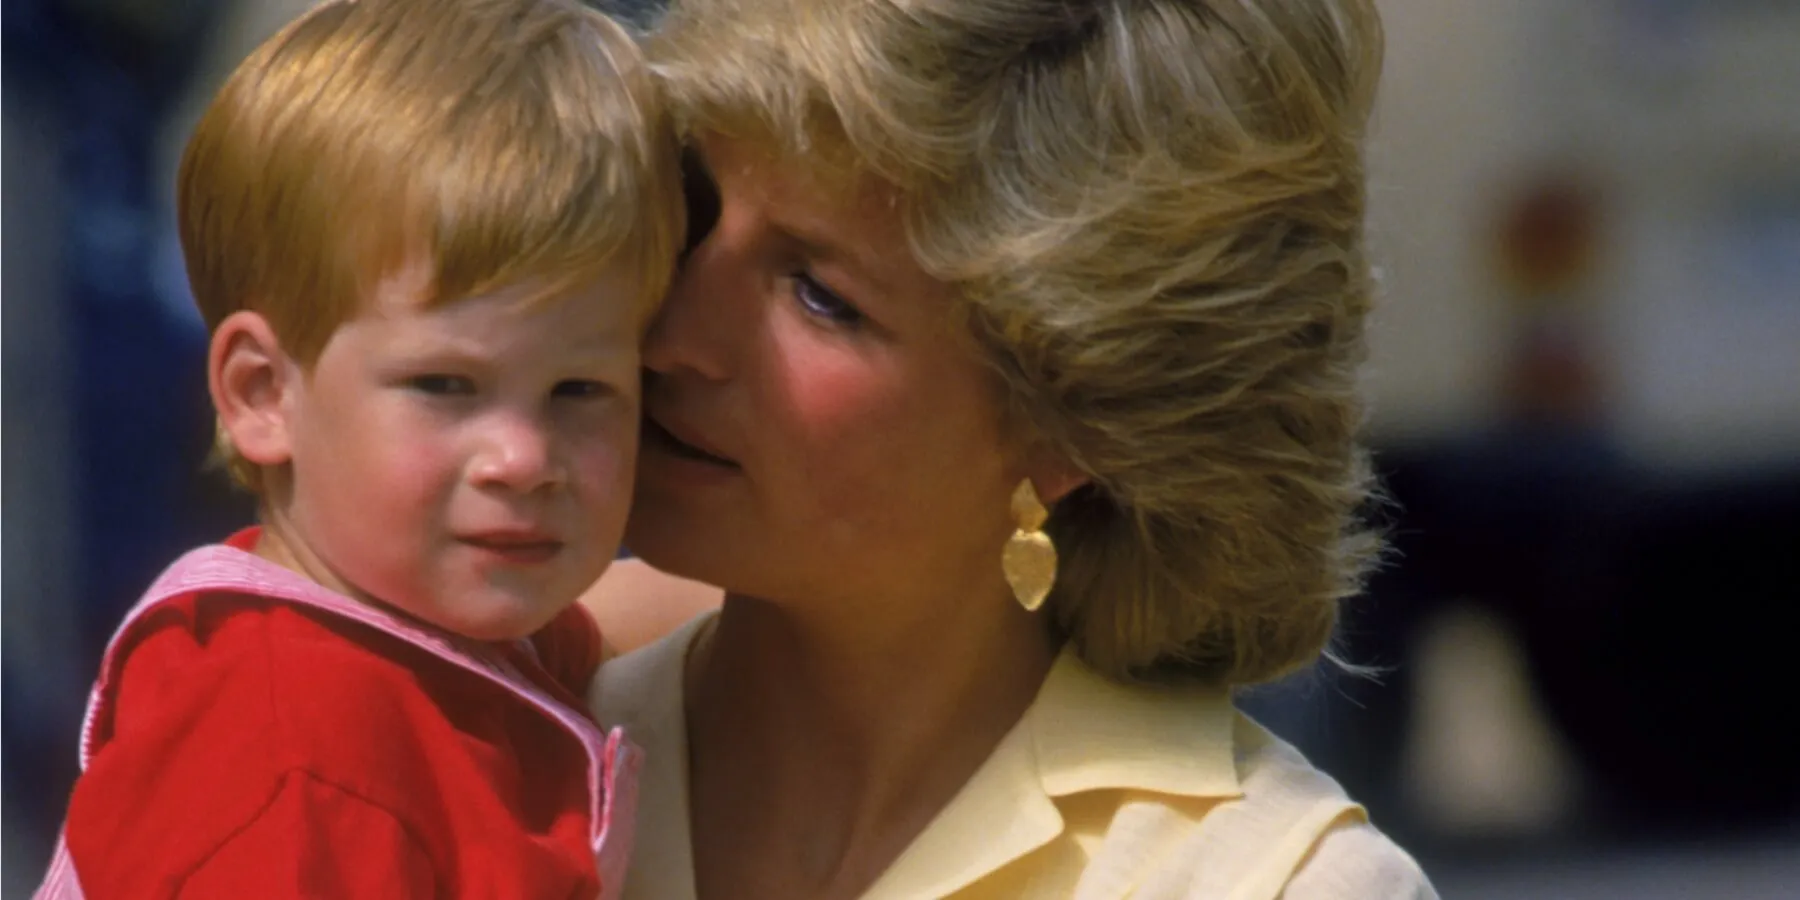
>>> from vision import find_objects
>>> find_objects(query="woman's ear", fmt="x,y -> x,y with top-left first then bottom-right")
1026,456 -> 1090,508
210,311 -> 299,469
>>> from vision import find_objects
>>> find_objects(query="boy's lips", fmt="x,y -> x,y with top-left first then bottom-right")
458,531 -> 563,564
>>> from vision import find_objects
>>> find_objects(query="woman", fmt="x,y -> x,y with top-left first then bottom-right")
585,0 -> 1435,896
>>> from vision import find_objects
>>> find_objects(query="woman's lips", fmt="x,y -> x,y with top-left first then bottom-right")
645,415 -> 740,468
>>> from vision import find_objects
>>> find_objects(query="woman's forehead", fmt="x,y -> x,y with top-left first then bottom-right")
697,134 -> 953,309
697,134 -> 886,224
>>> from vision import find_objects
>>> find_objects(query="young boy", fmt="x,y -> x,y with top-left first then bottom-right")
37,0 -> 683,896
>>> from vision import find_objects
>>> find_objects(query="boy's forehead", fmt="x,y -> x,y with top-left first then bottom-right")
368,258 -> 640,312
365,257 -> 438,314
360,262 -> 647,343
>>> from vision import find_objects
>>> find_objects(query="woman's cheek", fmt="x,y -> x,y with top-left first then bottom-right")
773,348 -> 922,533
795,377 -> 902,479
772,333 -> 901,440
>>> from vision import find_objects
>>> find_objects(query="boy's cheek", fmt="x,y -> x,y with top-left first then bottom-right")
369,441 -> 461,503
576,438 -> 638,518
584,415 -> 641,472
586,437 -> 638,497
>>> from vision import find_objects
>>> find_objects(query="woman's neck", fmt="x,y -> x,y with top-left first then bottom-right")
683,583 -> 1058,899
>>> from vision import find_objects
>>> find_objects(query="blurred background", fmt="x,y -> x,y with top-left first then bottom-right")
4,0 -> 1797,896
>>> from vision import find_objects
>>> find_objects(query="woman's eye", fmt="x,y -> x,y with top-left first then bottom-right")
793,273 -> 865,328
552,379 -> 610,399
407,374 -> 476,396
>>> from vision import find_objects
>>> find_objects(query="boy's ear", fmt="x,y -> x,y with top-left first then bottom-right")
210,311 -> 299,469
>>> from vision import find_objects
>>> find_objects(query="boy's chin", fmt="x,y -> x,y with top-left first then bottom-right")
412,595 -> 563,643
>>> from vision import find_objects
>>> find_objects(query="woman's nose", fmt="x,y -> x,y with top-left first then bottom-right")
641,225 -> 750,383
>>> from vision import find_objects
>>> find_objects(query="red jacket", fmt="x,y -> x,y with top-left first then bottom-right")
49,530 -> 633,899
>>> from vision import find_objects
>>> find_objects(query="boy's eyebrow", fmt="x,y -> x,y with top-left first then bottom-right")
561,341 -> 642,366
382,330 -> 635,365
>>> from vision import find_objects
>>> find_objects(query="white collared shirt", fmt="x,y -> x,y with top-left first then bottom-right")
590,613 -> 1435,899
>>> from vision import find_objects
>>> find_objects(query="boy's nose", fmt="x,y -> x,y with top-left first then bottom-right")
470,416 -> 562,493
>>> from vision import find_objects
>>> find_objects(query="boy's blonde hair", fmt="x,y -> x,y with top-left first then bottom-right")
651,0 -> 1385,687
181,0 -> 683,490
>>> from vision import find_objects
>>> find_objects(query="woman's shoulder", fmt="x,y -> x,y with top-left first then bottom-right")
1111,712 -> 1436,899
586,600 -> 715,730
969,653 -> 1434,898
1281,818 -> 1437,900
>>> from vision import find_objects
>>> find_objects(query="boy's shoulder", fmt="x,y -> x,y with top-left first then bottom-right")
65,591 -> 603,897
82,592 -> 574,830
104,591 -> 512,784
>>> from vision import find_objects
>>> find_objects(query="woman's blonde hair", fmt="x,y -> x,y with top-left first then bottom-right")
653,0 -> 1386,686
181,0 -> 683,490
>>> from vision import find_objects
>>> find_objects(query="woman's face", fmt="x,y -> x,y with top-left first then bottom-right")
626,135 -> 1027,611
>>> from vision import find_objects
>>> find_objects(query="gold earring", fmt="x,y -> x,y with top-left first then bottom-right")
1003,479 -> 1057,612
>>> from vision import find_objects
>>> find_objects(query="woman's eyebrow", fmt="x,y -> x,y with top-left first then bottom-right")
775,216 -> 894,293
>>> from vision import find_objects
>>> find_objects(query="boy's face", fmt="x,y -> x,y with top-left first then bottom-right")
275,262 -> 642,641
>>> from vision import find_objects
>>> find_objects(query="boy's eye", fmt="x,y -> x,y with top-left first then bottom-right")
552,379 -> 610,399
407,374 -> 476,396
